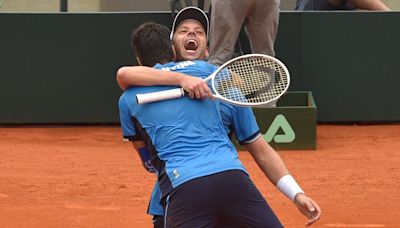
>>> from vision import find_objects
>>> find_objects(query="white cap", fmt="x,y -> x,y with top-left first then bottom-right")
170,6 -> 209,40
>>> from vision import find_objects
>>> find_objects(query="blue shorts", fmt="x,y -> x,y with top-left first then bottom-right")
164,170 -> 283,228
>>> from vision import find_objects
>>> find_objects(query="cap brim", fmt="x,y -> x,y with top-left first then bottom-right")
170,6 -> 209,40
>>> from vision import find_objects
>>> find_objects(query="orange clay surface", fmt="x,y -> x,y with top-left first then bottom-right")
1,125 -> 400,228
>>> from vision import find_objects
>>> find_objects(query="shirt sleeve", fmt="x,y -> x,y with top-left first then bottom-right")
118,95 -> 143,141
220,102 -> 261,145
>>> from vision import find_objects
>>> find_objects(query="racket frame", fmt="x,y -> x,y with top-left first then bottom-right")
136,54 -> 290,107
209,54 -> 290,107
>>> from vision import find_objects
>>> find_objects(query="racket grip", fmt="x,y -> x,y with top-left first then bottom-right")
136,88 -> 185,104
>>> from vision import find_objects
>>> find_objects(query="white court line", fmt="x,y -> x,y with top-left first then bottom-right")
325,224 -> 385,228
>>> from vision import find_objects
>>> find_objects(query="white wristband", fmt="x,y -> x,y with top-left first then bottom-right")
276,175 -> 304,202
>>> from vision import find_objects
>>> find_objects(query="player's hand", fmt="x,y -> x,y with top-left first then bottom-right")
179,75 -> 213,99
294,193 -> 321,226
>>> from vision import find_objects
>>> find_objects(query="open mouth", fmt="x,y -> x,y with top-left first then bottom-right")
184,39 -> 198,52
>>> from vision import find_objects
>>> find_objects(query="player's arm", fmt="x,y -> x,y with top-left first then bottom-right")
116,66 -> 211,99
117,66 -> 186,89
119,95 -> 156,173
244,136 -> 288,184
245,138 -> 321,226
131,141 -> 157,173
120,123 -> 156,173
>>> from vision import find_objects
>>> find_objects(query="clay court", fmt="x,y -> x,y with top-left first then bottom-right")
0,124 -> 399,228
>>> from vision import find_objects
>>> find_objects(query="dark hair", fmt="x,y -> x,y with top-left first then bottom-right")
131,22 -> 174,67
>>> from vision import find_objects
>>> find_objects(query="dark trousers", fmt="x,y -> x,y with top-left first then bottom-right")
153,215 -> 164,228
164,170 -> 283,228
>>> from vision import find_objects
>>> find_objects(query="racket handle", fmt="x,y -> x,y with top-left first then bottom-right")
136,88 -> 185,104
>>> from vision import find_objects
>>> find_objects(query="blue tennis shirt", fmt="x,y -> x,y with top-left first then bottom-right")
147,100 -> 262,216
119,60 -> 248,200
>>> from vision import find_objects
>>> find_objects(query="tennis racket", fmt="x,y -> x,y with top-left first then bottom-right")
136,54 -> 290,107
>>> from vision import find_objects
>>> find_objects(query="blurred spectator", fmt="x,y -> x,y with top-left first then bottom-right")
295,0 -> 390,11
208,0 -> 280,66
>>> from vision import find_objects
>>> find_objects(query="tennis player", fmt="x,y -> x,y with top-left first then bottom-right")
119,23 -> 284,227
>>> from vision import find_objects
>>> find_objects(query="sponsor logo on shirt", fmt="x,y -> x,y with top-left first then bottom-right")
161,61 -> 196,71
173,169 -> 180,179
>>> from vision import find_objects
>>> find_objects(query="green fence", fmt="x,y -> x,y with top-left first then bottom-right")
1,12 -> 400,124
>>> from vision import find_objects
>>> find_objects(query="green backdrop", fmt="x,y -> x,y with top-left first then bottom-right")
1,12 -> 399,124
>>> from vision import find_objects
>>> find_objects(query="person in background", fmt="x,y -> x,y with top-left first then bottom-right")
208,0 -> 280,66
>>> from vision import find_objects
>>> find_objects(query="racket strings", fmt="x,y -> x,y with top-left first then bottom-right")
214,56 -> 288,104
